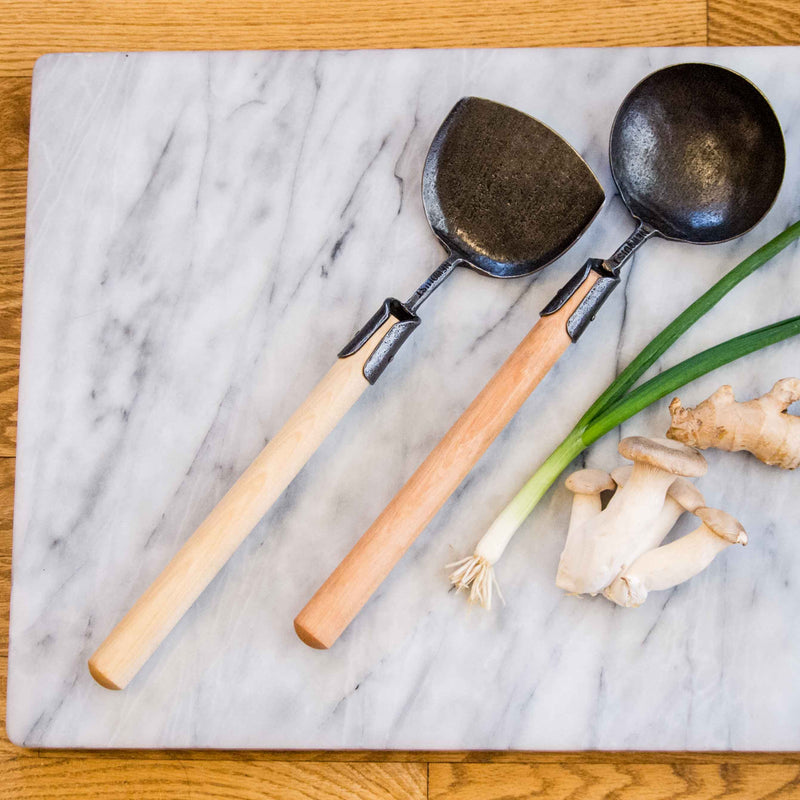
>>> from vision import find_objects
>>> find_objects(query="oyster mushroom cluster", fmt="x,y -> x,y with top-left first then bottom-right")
557,436 -> 747,607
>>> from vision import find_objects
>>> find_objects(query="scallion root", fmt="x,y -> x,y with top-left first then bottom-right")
448,555 -> 505,610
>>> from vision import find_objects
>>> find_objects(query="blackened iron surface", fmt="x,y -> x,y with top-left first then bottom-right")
610,62 -> 785,244
423,97 -> 605,278
338,97 -> 606,379
545,62 -> 784,343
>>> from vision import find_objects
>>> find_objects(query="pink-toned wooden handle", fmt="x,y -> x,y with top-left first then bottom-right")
89,319 -> 394,689
294,273 -> 599,649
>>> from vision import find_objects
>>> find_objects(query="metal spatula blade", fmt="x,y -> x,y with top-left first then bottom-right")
423,97 -> 605,278
352,96 -> 605,379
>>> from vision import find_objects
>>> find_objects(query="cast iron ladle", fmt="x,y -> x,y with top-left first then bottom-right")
542,62 -> 786,339
295,62 -> 785,650
89,97 -> 605,688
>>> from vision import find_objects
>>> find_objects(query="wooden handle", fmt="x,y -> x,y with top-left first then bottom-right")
294,273 -> 599,649
89,319 -> 394,689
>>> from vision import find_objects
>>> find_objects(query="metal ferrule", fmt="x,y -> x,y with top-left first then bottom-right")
541,221 -> 655,342
565,266 -> 622,341
338,298 -> 421,384
540,258 -> 620,341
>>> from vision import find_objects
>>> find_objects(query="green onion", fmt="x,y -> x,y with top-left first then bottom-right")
448,222 -> 800,610
578,220 -> 800,427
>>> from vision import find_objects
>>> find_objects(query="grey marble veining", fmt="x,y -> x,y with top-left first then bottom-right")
8,47 -> 800,749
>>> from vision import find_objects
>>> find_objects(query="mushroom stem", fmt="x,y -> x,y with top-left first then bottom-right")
623,461 -> 678,507
565,469 -> 616,533
557,469 -> 616,593
568,493 -> 603,533
604,506 -> 747,607
610,467 -> 705,559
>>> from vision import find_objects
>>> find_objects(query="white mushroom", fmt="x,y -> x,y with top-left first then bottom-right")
609,466 -> 705,559
565,468 -> 616,532
556,436 -> 707,595
604,506 -> 747,607
558,469 -> 616,591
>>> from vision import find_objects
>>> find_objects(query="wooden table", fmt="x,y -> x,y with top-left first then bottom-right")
2,2 -> 800,797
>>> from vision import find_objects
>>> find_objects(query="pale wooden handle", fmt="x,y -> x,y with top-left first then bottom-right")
294,273 -> 599,649
89,319 -> 394,689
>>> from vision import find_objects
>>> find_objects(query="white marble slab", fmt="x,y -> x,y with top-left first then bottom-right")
8,47 -> 800,749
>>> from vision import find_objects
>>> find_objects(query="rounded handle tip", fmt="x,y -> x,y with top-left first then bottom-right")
88,657 -> 122,690
293,617 -> 330,650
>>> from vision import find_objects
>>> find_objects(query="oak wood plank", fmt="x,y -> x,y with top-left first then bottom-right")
0,757 -> 427,799
6,750 -> 800,764
709,0 -> 800,44
0,0 -> 706,78
1,2 -> 798,799
0,455 -> 12,663
2,457 -> 14,781
0,79 -> 28,171
0,171 -> 24,457
429,762 -> 800,800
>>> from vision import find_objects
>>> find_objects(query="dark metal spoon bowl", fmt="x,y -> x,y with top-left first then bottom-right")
543,62 -> 785,340
611,62 -> 785,244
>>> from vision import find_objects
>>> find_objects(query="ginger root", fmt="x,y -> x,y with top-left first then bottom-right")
667,378 -> 800,470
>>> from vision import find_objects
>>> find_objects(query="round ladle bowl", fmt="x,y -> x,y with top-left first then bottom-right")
541,61 -> 786,342
611,62 -> 785,246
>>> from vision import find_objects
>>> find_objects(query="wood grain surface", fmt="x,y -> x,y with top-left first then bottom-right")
1,1 -> 799,798
429,763 -> 800,799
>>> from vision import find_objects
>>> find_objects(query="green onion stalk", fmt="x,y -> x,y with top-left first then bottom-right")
448,221 -> 800,609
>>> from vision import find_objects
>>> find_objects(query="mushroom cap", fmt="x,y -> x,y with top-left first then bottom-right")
666,477 -> 705,512
612,466 -> 705,512
565,468 -> 616,495
696,506 -> 748,544
618,436 -> 707,477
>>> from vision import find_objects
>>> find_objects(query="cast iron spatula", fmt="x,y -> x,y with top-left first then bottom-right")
90,97 -> 604,688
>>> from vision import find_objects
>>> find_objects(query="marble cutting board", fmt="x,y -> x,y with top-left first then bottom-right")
8,47 -> 800,749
